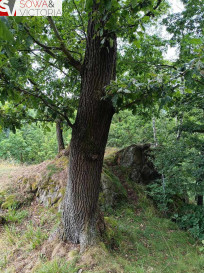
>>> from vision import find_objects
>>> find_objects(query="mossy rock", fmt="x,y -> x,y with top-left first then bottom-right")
1,192 -> 34,210
1,194 -> 20,209
31,181 -> 38,192
99,167 -> 127,210
104,154 -> 117,166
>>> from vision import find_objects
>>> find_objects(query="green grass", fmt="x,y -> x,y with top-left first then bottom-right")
33,192 -> 204,273
46,164 -> 63,178
71,203 -> 203,273
5,209 -> 28,223
24,223 -> 48,250
76,176 -> 204,273
110,206 -> 204,273
34,258 -> 80,273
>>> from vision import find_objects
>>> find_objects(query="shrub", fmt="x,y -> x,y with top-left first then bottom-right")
173,204 -> 204,241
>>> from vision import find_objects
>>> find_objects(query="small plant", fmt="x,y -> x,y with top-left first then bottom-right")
24,223 -> 48,250
4,224 -> 21,246
0,191 -> 5,206
34,258 -> 79,273
0,255 -> 8,269
5,209 -> 28,223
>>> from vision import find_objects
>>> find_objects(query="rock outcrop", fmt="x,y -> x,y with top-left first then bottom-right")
2,144 -> 159,212
115,144 -> 160,184
14,154 -> 126,212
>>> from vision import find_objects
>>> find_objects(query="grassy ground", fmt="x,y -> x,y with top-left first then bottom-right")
0,163 -> 203,273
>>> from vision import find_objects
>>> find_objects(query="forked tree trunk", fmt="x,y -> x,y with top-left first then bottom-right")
56,120 -> 65,153
62,16 -> 117,248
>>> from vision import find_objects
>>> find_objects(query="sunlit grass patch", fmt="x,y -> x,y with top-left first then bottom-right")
24,223 -> 48,250
34,258 -> 79,273
5,209 -> 29,223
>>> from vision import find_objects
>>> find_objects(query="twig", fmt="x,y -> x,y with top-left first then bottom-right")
72,0 -> 87,39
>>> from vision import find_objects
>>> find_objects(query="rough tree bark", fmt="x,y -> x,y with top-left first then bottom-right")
62,14 -> 117,248
56,119 -> 65,153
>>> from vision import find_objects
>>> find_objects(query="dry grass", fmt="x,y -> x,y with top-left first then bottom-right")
0,161 -> 25,191
0,202 -> 66,273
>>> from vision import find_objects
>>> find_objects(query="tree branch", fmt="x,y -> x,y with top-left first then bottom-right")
24,25 -> 57,59
18,47 -> 61,52
119,98 -> 141,110
30,51 -> 69,77
27,78 -> 74,128
47,16 -> 82,72
145,0 -> 163,17
72,0 -> 87,39
195,79 -> 204,86
0,70 -> 74,128
110,0 -> 163,33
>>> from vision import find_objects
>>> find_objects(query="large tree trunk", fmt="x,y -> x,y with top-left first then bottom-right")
56,119 -> 65,153
62,15 -> 117,249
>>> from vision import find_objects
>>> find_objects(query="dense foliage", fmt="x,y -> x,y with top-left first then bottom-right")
0,124 -> 71,164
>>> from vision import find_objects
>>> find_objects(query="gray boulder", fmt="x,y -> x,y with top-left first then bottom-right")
116,144 -> 160,184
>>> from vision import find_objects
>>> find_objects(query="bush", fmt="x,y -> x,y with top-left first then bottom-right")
173,205 -> 204,241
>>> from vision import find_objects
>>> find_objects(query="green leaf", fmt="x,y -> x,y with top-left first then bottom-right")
100,29 -> 103,36
104,0 -> 112,10
0,19 -> 13,42
190,38 -> 203,45
45,126 -> 51,132
112,94 -> 118,107
131,0 -> 137,8
133,39 -> 141,48
85,0 -> 93,11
